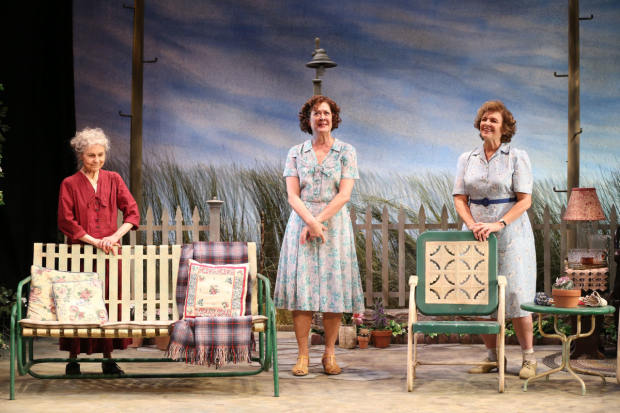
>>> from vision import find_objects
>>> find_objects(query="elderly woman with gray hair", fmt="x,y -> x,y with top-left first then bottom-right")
58,127 -> 140,375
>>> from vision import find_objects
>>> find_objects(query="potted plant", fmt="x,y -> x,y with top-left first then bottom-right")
386,320 -> 407,344
154,307 -> 174,350
338,313 -> 358,349
552,277 -> 581,308
370,298 -> 391,348
357,328 -> 371,349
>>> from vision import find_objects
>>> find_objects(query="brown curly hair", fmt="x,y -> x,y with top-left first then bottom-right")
474,100 -> 517,143
298,96 -> 342,135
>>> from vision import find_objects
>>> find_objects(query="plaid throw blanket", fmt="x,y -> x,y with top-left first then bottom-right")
176,242 -> 250,318
169,242 -> 254,367
166,316 -> 255,368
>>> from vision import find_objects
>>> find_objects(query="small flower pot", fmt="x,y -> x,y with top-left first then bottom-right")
339,325 -> 357,349
371,330 -> 392,348
357,336 -> 370,349
154,336 -> 171,350
552,289 -> 581,308
127,338 -> 144,348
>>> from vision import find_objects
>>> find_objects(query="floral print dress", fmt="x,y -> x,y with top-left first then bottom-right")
453,143 -> 536,318
274,139 -> 365,313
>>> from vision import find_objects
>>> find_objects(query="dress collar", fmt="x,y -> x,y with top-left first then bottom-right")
471,143 -> 510,162
77,170 -> 108,208
302,138 -> 342,153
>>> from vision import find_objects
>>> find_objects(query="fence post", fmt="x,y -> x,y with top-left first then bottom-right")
543,205 -> 551,294
365,206 -> 373,306
192,206 -> 200,242
440,205 -> 448,231
398,206 -> 405,307
161,207 -> 170,246
145,206 -> 154,245
175,207 -> 183,245
260,211 -> 265,275
609,205 -> 617,290
206,197 -> 224,242
381,206 -> 389,305
419,205 -> 426,235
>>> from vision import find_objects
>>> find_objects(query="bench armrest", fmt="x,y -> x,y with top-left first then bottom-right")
256,273 -> 274,317
15,276 -> 31,323
409,276 -> 418,287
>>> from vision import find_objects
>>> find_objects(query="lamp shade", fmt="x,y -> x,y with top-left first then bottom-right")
563,188 -> 606,221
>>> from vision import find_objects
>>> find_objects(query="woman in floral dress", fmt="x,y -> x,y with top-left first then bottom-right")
453,101 -> 537,380
275,96 -> 365,376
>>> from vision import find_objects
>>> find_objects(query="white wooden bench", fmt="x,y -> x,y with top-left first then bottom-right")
9,242 -> 279,400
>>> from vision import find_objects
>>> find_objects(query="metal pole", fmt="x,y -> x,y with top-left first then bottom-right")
567,0 -> 580,248
313,76 -> 322,96
130,0 -> 145,217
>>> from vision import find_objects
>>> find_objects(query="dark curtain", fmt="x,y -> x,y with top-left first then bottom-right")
0,0 -> 76,290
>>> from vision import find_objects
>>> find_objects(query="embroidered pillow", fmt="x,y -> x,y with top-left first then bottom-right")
52,279 -> 108,324
184,260 -> 250,318
26,266 -> 98,321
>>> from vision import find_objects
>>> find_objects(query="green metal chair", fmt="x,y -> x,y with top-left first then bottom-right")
9,243 -> 279,400
407,231 -> 506,393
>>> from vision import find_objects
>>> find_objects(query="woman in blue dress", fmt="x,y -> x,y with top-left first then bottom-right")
453,101 -> 537,380
274,96 -> 365,376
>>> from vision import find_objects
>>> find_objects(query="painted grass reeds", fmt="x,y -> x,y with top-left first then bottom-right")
106,155 -> 619,308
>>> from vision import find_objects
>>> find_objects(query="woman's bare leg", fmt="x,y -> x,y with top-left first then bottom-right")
292,310 -> 313,357
322,312 -> 342,356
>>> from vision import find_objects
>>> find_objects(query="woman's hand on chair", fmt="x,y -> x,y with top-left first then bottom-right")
471,222 -> 503,241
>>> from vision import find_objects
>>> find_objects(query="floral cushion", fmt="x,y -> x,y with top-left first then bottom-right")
184,260 -> 250,318
26,265 -> 98,321
52,279 -> 108,324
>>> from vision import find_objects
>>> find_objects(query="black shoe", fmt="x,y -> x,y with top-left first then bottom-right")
102,362 -> 125,375
65,362 -> 81,375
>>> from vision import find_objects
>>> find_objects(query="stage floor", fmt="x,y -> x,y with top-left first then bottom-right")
2,333 -> 618,412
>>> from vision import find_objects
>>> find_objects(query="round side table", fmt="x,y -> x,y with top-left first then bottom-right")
520,302 -> 615,395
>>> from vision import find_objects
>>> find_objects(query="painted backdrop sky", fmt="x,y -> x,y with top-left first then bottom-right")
73,0 -> 620,181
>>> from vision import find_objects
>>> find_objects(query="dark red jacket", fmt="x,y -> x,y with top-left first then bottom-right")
58,170 -> 140,243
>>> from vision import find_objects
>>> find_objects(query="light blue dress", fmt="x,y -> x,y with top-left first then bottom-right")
274,139 -> 366,313
453,143 -> 536,318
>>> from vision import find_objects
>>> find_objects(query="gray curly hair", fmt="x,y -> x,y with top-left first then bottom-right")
70,127 -> 110,165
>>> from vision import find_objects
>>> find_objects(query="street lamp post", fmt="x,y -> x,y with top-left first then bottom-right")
306,38 -> 337,96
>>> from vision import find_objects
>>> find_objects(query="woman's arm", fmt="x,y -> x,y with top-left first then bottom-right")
471,192 -> 531,241
298,179 -> 355,245
99,222 -> 133,255
286,177 -> 328,243
315,179 -> 355,223
454,194 -> 476,230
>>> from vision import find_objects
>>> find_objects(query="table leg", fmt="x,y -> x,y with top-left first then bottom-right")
564,315 -> 606,395
524,314 -> 566,391
524,314 -> 605,396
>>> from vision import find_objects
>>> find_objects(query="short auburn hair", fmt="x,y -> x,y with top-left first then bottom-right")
474,100 -> 517,143
298,95 -> 342,135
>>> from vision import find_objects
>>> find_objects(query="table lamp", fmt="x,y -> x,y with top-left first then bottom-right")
563,187 -> 606,249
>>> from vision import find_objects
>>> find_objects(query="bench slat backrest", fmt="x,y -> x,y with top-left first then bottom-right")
33,242 -> 258,320
34,244 -> 182,322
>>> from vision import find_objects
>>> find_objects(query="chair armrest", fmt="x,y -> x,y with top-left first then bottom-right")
409,276 -> 418,287
497,276 -> 507,286
15,276 -> 31,322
